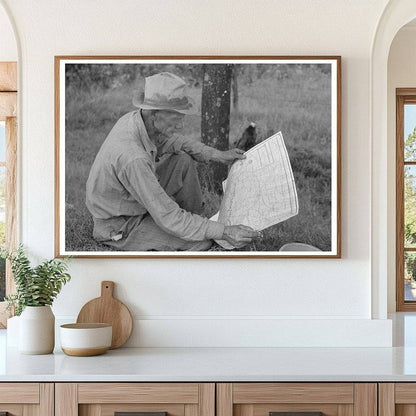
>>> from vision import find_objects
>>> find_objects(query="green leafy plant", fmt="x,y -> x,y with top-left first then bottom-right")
1,245 -> 71,316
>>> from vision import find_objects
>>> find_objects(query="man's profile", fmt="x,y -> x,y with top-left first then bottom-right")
85,72 -> 260,251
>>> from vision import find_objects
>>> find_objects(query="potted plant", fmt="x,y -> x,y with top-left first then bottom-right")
1,245 -> 71,354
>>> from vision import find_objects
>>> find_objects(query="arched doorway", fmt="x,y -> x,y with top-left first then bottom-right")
371,0 -> 416,319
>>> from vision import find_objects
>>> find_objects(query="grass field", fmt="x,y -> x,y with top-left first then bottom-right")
64,64 -> 333,252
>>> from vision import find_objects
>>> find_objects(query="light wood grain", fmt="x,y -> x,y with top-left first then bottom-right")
397,405 -> 416,416
379,384 -> 395,416
76,281 -> 133,349
354,384 -> 377,416
78,383 -> 199,404
239,404 -> 253,416
251,403 -> 339,416
185,403 -> 199,416
55,383 -> 78,416
39,383 -> 54,416
0,383 -> 39,403
233,383 -> 354,404
395,383 -> 416,403
217,384 -> 233,416
0,92 -> 16,120
100,403 -> 185,416
200,384 -> 215,416
0,62 -> 17,91
338,404 -> 353,416
79,404 -> 101,416
0,404 -> 23,415
23,404 -> 39,416
81,404 -> 100,416
5,116 -> 17,293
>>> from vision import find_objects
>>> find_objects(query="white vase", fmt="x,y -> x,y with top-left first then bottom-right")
19,306 -> 55,354
6,315 -> 20,347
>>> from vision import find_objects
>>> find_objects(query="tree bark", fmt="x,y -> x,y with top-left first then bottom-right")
201,64 -> 233,194
232,66 -> 239,112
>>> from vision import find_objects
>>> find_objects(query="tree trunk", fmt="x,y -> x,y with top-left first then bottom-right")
232,66 -> 239,112
201,64 -> 233,194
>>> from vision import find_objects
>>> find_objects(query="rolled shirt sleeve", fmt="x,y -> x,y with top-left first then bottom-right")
159,135 -> 218,162
118,157 -> 224,241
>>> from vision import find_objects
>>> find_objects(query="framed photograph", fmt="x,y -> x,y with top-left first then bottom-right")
55,56 -> 341,258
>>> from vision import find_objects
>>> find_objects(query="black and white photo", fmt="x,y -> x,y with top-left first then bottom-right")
55,57 -> 341,257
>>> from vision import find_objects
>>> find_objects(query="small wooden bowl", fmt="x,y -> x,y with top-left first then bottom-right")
60,323 -> 112,356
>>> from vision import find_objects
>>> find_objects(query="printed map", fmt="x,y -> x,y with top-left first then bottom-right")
214,131 -> 298,249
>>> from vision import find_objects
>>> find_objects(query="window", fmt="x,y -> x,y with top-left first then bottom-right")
0,121 -> 5,300
0,62 -> 17,327
397,89 -> 416,311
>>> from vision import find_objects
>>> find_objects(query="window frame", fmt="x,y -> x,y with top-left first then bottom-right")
396,88 -> 416,311
0,62 -> 17,327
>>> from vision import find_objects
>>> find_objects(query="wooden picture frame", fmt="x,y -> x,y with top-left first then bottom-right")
55,56 -> 341,258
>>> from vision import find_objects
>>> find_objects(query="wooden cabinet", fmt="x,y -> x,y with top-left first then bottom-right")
216,383 -> 377,416
0,381 -> 386,416
0,383 -> 53,416
379,383 -> 416,416
55,383 -> 215,416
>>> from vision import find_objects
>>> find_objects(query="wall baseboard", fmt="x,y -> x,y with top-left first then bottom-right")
56,317 -> 392,347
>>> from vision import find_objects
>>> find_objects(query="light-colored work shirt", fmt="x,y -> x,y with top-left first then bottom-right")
86,110 -> 225,242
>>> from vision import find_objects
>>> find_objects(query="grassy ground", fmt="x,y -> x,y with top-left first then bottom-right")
65,64 -> 332,252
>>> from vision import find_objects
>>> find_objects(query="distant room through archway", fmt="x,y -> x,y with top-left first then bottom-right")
0,1 -> 18,327
371,0 -> 416,319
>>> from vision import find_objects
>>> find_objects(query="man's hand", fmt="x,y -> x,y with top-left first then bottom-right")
215,148 -> 246,165
222,225 -> 262,248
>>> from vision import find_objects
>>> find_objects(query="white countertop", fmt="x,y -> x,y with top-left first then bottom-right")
1,330 -> 416,382
2,313 -> 416,382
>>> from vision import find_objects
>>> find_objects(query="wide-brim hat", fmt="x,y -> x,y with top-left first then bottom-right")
133,72 -> 197,115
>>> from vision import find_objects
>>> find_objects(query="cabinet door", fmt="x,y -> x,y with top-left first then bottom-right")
55,383 -> 215,416
0,383 -> 53,416
379,383 -> 416,416
217,383 -> 377,416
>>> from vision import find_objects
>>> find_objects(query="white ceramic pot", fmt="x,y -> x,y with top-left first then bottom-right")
19,305 -> 55,354
6,315 -> 20,347
60,323 -> 112,356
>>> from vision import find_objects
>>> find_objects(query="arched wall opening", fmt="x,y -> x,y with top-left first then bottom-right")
371,0 -> 416,319
387,19 -> 416,313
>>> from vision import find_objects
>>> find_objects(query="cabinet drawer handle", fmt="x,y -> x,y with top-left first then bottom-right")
115,412 -> 167,416
270,413 -> 324,416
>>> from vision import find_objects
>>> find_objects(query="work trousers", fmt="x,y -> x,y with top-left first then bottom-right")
101,153 -> 213,251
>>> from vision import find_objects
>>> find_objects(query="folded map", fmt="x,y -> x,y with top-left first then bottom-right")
212,131 -> 299,249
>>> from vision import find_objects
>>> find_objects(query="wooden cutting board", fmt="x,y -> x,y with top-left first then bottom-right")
76,281 -> 133,349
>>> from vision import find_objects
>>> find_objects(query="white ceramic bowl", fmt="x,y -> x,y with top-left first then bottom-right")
60,323 -> 112,356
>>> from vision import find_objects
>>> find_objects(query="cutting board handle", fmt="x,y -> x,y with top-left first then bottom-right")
101,281 -> 115,298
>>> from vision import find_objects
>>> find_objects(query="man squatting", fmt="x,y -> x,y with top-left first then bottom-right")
86,72 -> 261,251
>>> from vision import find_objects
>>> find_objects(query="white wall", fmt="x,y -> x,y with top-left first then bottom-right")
387,25 -> 416,312
0,0 -> 393,346
0,3 -> 17,61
